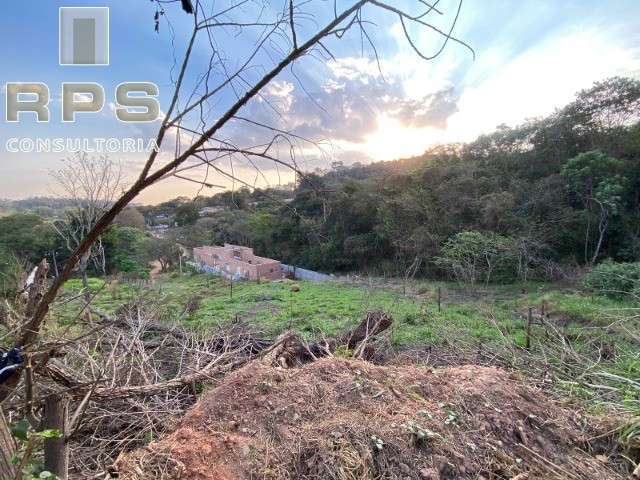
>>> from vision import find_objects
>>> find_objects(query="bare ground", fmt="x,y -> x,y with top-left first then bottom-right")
115,357 -> 623,480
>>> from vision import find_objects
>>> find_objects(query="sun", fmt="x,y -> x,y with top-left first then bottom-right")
356,114 -> 449,161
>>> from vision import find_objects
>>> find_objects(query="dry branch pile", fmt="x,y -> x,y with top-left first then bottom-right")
61,308 -> 393,475
2,294 -> 262,478
60,305 -> 261,476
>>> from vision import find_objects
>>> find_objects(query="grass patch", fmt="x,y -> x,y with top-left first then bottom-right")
54,273 -> 636,350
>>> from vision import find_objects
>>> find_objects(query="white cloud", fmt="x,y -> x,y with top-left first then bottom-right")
262,80 -> 295,112
448,26 -> 640,141
341,14 -> 640,159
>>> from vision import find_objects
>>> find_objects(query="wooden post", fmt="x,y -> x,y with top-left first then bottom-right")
229,278 -> 233,299
525,307 -> 533,350
51,250 -> 59,278
0,410 -> 17,479
540,301 -> 550,338
44,395 -> 68,479
437,287 -> 442,312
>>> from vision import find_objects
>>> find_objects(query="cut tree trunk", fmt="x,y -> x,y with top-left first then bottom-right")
263,309 -> 393,367
339,309 -> 393,350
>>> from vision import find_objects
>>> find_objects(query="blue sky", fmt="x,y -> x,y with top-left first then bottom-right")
1,1 -> 639,203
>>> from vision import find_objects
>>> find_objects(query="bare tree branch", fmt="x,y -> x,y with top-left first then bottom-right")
15,0 -> 473,387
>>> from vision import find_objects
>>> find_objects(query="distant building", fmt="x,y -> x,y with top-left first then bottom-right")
149,224 -> 170,238
193,244 -> 283,281
199,206 -> 225,217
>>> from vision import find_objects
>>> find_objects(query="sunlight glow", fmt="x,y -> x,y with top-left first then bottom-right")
348,114 -> 450,161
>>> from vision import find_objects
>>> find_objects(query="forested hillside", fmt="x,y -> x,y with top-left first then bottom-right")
167,77 -> 640,280
2,77 -> 639,291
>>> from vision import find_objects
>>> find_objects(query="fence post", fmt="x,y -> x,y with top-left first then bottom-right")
437,287 -> 442,313
525,307 -> 533,350
44,394 -> 69,479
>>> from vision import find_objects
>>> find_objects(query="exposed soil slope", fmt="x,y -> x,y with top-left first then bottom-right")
116,358 -> 621,480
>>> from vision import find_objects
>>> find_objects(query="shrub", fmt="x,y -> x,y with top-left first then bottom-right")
435,231 -> 517,284
0,246 -> 26,298
581,260 -> 640,299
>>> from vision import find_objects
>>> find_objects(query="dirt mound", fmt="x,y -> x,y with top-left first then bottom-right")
116,358 -> 620,480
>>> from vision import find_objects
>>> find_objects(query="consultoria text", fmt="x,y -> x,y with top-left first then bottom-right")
6,137 -> 160,154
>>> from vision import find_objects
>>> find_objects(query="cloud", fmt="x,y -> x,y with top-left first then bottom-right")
447,25 -> 640,142
386,88 -> 459,129
231,56 -> 460,148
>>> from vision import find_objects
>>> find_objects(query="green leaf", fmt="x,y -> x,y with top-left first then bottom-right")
35,429 -> 63,439
10,418 -> 30,441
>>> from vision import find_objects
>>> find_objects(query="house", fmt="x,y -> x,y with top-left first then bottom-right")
199,206 -> 225,217
152,214 -> 170,222
149,224 -> 170,238
193,244 -> 283,281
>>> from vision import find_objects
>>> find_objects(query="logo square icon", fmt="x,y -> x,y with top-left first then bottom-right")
59,7 -> 109,66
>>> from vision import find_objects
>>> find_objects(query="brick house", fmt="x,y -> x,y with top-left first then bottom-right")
192,244 -> 283,281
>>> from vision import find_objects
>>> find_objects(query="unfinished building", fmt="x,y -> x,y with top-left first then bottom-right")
192,244 -> 283,281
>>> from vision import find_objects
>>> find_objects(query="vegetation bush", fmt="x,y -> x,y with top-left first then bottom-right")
102,226 -> 149,275
0,246 -> 25,297
434,231 -> 517,284
0,213 -> 56,264
581,260 -> 640,299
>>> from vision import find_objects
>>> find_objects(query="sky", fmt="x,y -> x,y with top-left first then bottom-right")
0,0 -> 639,204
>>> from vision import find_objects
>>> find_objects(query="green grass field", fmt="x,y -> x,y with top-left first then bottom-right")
53,272 -> 639,431
54,273 -> 637,350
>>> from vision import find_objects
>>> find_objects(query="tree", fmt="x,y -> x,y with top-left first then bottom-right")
435,231 -> 515,285
143,238 -> 182,272
562,77 -> 640,143
0,213 -> 56,264
561,150 -> 627,264
0,246 -> 25,298
215,189 -> 250,210
174,203 -> 199,226
102,225 -> 148,275
50,153 -> 123,306
114,208 -> 146,230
